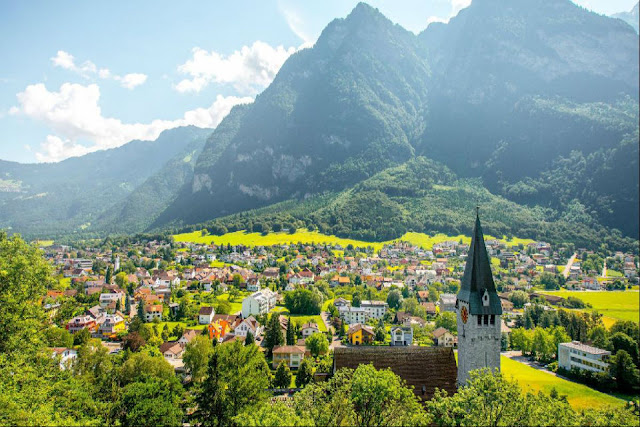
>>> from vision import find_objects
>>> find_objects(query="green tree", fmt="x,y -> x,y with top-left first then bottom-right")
296,358 -> 313,388
0,232 -> 51,353
386,289 -> 403,310
115,377 -> 184,427
274,361 -> 292,389
105,266 -> 113,284
137,302 -> 146,323
610,350 -> 640,393
286,316 -> 296,345
509,290 -> 529,309
350,364 -> 429,427
375,326 -> 386,343
611,332 -> 639,362
193,340 -> 271,427
306,332 -> 329,357
183,335 -> 214,382
115,271 -> 129,289
122,331 -> 146,352
234,402 -> 311,426
264,314 -> 284,356
73,327 -> 92,346
435,312 -> 457,333
245,331 -> 255,345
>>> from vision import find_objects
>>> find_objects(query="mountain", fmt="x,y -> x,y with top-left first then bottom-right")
612,2 -> 639,33
0,126 -> 211,238
156,0 -> 639,244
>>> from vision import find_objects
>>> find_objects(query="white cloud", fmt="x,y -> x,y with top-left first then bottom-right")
51,50 -> 148,90
11,82 -> 252,162
451,0 -> 472,15
281,7 -> 314,45
115,73 -> 148,90
175,41 -> 297,95
426,16 -> 449,27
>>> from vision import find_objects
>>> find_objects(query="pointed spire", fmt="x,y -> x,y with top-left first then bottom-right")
457,209 -> 502,315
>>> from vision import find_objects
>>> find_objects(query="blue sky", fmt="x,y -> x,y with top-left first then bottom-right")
0,0 -> 636,163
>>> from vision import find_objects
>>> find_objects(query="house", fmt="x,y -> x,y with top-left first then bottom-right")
347,323 -> 375,345
417,291 -> 430,303
361,300 -> 388,319
241,288 -> 277,318
394,311 -> 411,324
144,304 -> 163,322
246,277 -> 261,292
66,315 -> 97,333
333,297 -> 350,308
272,345 -> 306,369
300,322 -> 320,338
99,291 -> 125,309
97,313 -> 125,337
160,341 -> 185,360
338,305 -> 367,325
208,320 -> 231,341
51,347 -> 78,369
333,346 -> 457,401
558,341 -> 610,374
438,293 -> 457,312
178,329 -> 199,346
233,316 -> 262,338
390,326 -> 413,346
433,327 -> 455,347
262,267 -> 280,279
421,302 -> 438,317
199,306 -> 216,324
329,275 -> 350,287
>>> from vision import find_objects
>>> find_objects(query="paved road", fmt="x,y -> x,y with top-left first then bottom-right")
563,252 -> 577,279
321,310 -> 344,349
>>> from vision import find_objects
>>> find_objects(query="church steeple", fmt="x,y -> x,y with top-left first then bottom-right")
457,209 -> 502,316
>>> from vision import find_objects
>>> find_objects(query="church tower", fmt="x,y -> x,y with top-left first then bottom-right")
456,209 -> 502,385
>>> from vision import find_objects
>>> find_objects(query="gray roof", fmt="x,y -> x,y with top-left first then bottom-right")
560,341 -> 611,355
457,212 -> 502,315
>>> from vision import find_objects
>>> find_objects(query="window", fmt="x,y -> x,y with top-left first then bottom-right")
490,315 -> 495,325
483,315 -> 489,325
477,316 -> 482,325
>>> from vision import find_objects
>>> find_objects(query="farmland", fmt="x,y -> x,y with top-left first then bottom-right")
541,290 -> 639,324
173,229 -> 535,252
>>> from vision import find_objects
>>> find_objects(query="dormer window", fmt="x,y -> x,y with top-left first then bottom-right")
482,289 -> 490,307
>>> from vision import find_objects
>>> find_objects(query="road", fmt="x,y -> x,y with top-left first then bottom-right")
601,260 -> 607,278
563,252 -> 577,279
321,310 -> 344,349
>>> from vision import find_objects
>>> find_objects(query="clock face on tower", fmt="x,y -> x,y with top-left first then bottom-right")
461,305 -> 469,324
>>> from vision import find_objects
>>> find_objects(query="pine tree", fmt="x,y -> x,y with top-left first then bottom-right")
115,299 -> 121,312
245,331 -> 255,346
125,296 -> 131,315
264,314 -> 284,356
286,316 -> 295,345
105,266 -> 112,284
137,302 -> 146,323
274,361 -> 292,389
194,349 -> 227,427
295,358 -> 313,388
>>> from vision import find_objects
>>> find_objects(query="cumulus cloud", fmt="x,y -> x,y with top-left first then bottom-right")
51,50 -> 148,90
11,82 -> 252,162
175,41 -> 297,95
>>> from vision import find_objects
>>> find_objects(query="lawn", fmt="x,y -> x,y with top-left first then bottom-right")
322,298 -> 335,311
501,356 -> 625,409
173,229 -> 536,253
274,310 -> 327,332
541,290 -> 639,324
214,293 -> 244,314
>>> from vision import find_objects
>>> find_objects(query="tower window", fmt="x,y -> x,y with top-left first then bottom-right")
483,315 -> 488,325
477,316 -> 482,325
490,315 -> 495,325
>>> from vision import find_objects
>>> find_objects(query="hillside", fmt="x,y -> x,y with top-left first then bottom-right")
0,126 -> 211,238
169,157 -> 638,252
156,0 -> 639,243
612,2 -> 639,33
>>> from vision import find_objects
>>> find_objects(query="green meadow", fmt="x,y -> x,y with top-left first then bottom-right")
541,290 -> 639,324
173,228 -> 536,252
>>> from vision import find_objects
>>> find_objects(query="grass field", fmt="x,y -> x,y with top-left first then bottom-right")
174,229 -> 536,252
501,356 -> 625,409
541,290 -> 639,324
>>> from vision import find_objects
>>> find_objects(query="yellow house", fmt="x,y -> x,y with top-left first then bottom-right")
98,313 -> 125,338
347,323 -> 375,345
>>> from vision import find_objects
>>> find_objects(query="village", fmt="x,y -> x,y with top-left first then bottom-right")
40,230 -> 639,395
